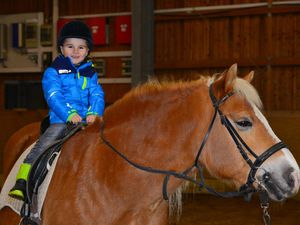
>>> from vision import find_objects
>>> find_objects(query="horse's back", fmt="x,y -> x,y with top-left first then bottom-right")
2,122 -> 40,183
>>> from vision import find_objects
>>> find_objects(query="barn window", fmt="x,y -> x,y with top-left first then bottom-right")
4,80 -> 47,109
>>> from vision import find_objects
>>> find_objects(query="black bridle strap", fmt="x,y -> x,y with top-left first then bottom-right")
219,115 -> 255,167
194,85 -> 236,166
222,116 -> 258,158
246,141 -> 287,184
194,108 -> 217,167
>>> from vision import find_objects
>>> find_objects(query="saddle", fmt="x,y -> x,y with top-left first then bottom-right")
20,117 -> 84,225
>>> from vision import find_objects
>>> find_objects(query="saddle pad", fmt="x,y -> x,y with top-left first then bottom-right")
0,142 -> 61,218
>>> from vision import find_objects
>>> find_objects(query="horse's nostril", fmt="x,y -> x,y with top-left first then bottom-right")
288,174 -> 295,188
285,168 -> 295,188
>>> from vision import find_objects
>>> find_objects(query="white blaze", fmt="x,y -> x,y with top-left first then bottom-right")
253,105 -> 299,171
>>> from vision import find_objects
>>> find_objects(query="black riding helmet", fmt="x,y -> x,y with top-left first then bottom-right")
57,20 -> 93,53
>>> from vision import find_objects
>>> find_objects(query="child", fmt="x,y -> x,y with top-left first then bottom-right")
9,20 -> 105,200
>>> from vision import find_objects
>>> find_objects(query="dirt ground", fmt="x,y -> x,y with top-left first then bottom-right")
180,194 -> 299,225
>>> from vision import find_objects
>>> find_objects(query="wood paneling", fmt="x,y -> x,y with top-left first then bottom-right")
59,0 -> 130,16
102,83 -> 131,105
0,110 -> 47,171
154,3 -> 300,111
0,0 -> 52,21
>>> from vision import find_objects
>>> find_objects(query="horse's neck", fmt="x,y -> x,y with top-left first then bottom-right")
103,83 -> 212,176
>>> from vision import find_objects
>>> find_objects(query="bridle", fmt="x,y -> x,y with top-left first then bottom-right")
207,83 -> 286,225
207,84 -> 286,194
100,82 -> 286,225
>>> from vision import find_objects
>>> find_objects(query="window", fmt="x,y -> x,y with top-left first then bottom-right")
5,80 -> 47,109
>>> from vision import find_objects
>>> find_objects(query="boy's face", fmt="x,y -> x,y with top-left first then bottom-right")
60,38 -> 89,65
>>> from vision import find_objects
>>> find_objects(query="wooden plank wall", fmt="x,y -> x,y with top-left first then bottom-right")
154,0 -> 300,111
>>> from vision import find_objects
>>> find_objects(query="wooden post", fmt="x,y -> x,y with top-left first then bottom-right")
265,0 -> 273,110
131,0 -> 154,87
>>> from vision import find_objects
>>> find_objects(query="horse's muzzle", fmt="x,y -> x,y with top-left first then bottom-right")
259,167 -> 300,202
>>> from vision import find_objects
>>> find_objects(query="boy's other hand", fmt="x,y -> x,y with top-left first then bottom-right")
70,114 -> 82,124
86,115 -> 97,124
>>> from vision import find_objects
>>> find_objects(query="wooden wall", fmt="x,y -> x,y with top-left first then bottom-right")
154,0 -> 300,111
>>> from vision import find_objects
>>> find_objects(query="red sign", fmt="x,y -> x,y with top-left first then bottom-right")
115,15 -> 131,44
85,17 -> 106,46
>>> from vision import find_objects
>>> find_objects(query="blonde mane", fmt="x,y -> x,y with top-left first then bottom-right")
128,75 -> 211,98
234,78 -> 262,109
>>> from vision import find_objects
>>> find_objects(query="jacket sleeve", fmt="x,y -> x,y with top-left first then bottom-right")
42,67 -> 77,122
86,72 -> 105,117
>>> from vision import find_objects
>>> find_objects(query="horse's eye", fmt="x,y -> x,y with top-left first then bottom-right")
235,119 -> 252,130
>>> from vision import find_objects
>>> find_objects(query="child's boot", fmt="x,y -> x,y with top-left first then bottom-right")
8,163 -> 31,201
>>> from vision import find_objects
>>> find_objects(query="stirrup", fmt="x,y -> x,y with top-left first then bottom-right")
8,179 -> 26,201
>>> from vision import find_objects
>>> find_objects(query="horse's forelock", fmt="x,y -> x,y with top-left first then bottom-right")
233,78 -> 263,109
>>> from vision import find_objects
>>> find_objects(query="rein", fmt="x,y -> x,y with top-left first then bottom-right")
100,83 -> 286,225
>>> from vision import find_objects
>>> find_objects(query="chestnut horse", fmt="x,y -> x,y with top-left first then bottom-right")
1,64 -> 299,225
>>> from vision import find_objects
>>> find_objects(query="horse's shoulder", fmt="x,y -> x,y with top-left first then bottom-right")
83,117 -> 102,134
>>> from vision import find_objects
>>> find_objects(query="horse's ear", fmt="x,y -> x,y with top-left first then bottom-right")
243,71 -> 254,83
224,63 -> 237,92
212,64 -> 237,98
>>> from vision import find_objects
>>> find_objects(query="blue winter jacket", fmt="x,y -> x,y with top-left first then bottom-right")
42,55 -> 105,124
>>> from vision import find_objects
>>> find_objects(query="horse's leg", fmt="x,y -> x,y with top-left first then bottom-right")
0,207 -> 20,225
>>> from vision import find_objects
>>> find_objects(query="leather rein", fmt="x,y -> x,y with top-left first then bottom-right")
100,83 -> 286,225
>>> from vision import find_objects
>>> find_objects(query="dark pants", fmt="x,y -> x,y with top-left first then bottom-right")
24,123 -> 67,164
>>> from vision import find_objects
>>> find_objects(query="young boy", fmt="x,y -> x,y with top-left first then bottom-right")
9,20 -> 105,200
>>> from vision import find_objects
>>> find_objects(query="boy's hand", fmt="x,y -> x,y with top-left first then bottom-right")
70,114 -> 82,123
86,115 -> 97,124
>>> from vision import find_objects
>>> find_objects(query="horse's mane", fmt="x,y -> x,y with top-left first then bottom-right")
105,75 -> 211,115
234,78 -> 262,109
109,73 -> 261,108
125,75 -> 211,99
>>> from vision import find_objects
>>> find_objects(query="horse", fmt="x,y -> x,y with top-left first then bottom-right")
0,64 -> 299,225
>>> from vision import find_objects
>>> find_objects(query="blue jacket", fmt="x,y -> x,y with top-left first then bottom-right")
42,55 -> 105,124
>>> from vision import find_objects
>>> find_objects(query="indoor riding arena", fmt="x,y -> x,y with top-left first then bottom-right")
0,1 -> 300,225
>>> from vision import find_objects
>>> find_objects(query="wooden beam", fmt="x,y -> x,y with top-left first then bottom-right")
155,57 -> 300,69
155,5 -> 300,21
